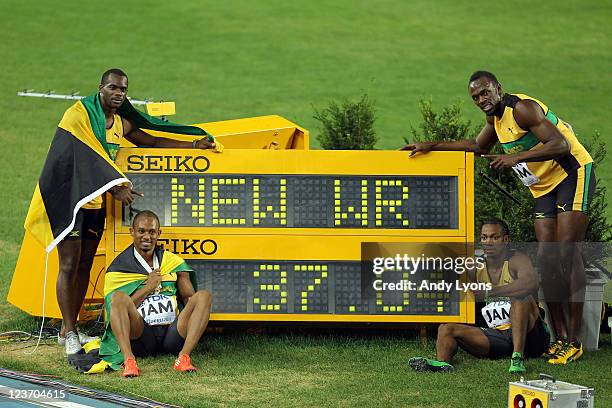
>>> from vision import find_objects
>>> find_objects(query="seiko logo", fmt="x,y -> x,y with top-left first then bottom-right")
126,155 -> 210,172
157,238 -> 218,255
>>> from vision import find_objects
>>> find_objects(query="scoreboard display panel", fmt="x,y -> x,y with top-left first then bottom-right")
108,149 -> 475,324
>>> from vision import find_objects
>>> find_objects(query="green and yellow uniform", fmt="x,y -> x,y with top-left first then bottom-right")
494,94 -> 595,217
474,252 -> 549,359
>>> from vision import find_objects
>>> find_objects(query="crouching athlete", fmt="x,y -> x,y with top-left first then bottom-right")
100,210 -> 212,377
409,219 -> 550,374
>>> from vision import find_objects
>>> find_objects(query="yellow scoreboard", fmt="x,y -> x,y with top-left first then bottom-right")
108,149 -> 475,323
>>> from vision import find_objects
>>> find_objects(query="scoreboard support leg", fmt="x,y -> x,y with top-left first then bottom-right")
419,326 -> 428,347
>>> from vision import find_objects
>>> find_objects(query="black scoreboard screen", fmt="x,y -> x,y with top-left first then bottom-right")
125,174 -> 458,229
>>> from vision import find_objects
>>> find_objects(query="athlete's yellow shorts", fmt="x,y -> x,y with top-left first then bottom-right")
534,163 -> 596,219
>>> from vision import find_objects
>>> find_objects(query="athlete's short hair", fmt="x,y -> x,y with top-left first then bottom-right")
132,209 -> 160,229
101,68 -> 128,85
469,70 -> 499,85
481,217 -> 510,237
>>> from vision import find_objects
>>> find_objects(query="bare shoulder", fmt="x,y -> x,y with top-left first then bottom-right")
509,250 -> 535,270
513,99 -> 545,128
121,116 -> 135,134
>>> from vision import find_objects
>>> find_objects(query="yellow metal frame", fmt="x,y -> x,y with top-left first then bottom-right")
108,149 -> 475,324
120,115 -> 309,150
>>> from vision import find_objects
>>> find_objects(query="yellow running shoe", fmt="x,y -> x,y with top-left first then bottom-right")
542,339 -> 564,358
548,341 -> 583,364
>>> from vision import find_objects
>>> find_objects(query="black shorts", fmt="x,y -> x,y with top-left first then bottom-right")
64,208 -> 105,240
482,317 -> 550,359
130,319 -> 185,357
534,163 -> 596,219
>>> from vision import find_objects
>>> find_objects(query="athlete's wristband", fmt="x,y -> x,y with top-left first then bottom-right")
192,139 -> 198,149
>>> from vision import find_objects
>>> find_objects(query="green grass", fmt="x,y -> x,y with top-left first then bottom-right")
0,0 -> 611,406
0,331 -> 610,407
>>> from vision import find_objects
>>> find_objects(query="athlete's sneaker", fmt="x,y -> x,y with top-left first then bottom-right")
548,341 -> 583,365
64,331 -> 82,355
408,357 -> 454,373
542,339 -> 565,358
508,352 -> 526,374
122,357 -> 140,377
58,331 -> 99,346
173,354 -> 197,372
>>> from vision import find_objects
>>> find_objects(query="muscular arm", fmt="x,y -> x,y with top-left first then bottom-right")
176,271 -> 196,305
402,117 -> 497,155
489,252 -> 538,298
511,100 -> 570,162
122,118 -> 215,149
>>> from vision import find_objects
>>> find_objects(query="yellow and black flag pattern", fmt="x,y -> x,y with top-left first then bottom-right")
99,245 -> 193,371
24,93 -> 212,253
24,94 -> 129,252
69,245 -> 193,373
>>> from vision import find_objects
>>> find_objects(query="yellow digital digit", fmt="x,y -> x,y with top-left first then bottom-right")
297,264 -> 328,312
252,264 -> 286,311
377,268 -> 411,313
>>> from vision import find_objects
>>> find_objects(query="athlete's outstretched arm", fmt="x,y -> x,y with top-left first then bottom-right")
483,100 -> 570,169
122,118 -> 216,150
401,117 -> 497,156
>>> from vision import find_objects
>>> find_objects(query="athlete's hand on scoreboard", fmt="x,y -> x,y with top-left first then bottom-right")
109,185 -> 144,204
482,154 -> 519,170
194,137 -> 216,150
400,141 -> 436,157
145,270 -> 162,292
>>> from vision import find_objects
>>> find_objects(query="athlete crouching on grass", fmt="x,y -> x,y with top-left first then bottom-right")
101,210 -> 212,377
409,219 -> 550,374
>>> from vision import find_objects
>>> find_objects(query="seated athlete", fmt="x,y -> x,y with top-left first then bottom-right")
409,218 -> 550,374
100,210 -> 212,377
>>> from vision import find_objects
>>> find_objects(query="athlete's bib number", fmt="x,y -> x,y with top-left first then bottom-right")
481,300 -> 511,329
138,294 -> 178,326
512,162 -> 540,187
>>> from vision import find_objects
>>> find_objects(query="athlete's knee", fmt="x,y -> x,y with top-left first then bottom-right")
536,246 -> 557,268
58,254 -> 80,277
437,323 -> 458,339
110,291 -> 132,310
509,300 -> 529,318
558,242 -> 582,268
192,290 -> 213,307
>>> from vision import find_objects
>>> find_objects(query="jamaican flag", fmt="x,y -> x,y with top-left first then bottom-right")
24,93 -> 211,253
89,244 -> 195,372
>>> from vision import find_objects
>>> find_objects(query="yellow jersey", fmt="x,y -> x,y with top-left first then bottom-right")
494,93 -> 592,197
82,114 -> 124,209
476,255 -> 515,330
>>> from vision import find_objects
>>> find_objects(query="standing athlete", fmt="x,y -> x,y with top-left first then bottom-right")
56,68 -> 219,354
402,71 -> 594,364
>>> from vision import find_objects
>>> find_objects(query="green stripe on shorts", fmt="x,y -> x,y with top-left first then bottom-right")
582,163 -> 592,212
